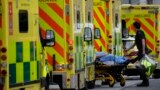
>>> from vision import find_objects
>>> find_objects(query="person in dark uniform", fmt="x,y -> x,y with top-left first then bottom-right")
125,21 -> 149,87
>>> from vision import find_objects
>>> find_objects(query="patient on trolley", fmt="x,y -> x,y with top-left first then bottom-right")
95,52 -> 131,65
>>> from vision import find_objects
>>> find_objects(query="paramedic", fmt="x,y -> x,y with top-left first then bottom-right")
125,21 -> 149,87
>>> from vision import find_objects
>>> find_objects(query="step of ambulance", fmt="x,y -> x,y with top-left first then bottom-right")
49,83 -> 60,90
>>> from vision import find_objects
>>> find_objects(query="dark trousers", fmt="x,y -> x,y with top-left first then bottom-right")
132,52 -> 148,82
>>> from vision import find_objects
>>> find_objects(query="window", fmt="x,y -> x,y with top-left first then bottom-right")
19,10 -> 28,33
115,14 -> 118,27
84,27 -> 92,41
77,10 -> 80,29
77,11 -> 80,23
65,5 -> 69,16
122,20 -> 129,38
94,28 -> 101,39
88,12 -> 91,22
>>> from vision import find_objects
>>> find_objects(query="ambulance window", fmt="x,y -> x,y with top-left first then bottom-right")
19,10 -> 28,33
77,11 -> 80,23
88,12 -> 91,22
77,10 -> 80,29
84,27 -> 92,41
122,20 -> 129,38
115,14 -> 118,27
65,5 -> 69,16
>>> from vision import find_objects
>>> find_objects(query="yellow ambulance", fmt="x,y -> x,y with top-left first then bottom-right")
0,0 -> 55,90
121,4 -> 160,76
39,0 -> 96,89
93,0 -> 122,55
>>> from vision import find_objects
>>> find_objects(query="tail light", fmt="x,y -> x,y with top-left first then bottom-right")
68,40 -> 73,70
68,58 -> 73,63
108,40 -> 112,43
1,47 -> 7,53
0,47 -> 7,77
108,35 -> 112,38
69,39 -> 73,45
67,78 -> 70,82
108,49 -> 112,52
1,55 -> 7,61
69,46 -> 73,50
1,70 -> 7,76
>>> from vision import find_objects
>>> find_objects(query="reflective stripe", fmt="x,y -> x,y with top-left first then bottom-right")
9,41 -> 39,85
93,0 -> 110,52
39,1 -> 65,67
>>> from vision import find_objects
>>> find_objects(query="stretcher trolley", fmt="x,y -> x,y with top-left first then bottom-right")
95,59 -> 126,87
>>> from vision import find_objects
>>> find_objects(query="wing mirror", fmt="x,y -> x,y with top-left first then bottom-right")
45,30 -> 55,46
84,27 -> 92,41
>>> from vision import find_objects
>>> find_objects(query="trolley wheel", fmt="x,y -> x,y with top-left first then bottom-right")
108,75 -> 115,87
108,81 -> 115,87
120,75 -> 125,87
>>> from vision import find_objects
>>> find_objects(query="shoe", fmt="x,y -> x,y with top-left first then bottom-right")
137,82 -> 149,87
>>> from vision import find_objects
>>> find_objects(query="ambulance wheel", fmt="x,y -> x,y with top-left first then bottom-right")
81,81 -> 88,90
120,75 -> 125,87
153,69 -> 160,79
87,80 -> 95,89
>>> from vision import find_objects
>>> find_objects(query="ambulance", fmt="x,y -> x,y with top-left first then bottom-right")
121,4 -> 160,76
112,0 -> 123,56
93,0 -> 122,55
93,0 -> 124,86
84,0 -> 99,89
0,0 -> 54,90
93,0 -> 110,52
39,0 -> 99,89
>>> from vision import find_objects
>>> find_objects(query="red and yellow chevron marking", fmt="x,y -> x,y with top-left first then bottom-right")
124,17 -> 157,54
93,0 -> 110,52
39,1 -> 70,68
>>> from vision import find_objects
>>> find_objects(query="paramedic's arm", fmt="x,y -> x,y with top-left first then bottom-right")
125,43 -> 136,51
142,38 -> 145,55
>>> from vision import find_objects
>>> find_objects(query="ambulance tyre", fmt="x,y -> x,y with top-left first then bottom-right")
45,73 -> 50,90
153,69 -> 160,79
87,80 -> 95,89
40,77 -> 48,90
80,81 -> 88,90
40,74 -> 49,90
